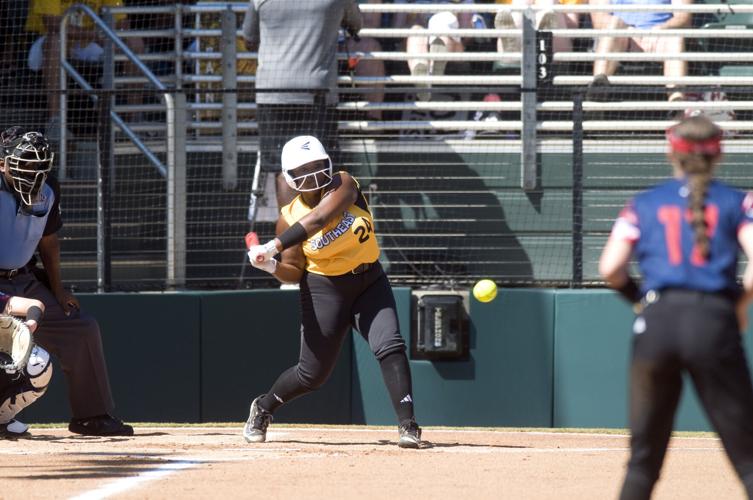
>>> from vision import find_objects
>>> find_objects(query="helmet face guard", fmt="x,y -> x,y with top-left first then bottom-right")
280,136 -> 333,192
3,131 -> 53,206
282,159 -> 333,192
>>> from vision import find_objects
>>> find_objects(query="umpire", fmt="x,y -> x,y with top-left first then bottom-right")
0,126 -> 132,436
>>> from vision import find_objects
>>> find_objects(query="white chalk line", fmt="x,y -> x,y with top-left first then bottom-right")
67,459 -> 199,500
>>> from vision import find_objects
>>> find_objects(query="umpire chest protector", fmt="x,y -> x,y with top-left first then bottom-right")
0,182 -> 54,269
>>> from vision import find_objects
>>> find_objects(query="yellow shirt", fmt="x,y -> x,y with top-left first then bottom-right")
26,0 -> 125,34
280,173 -> 380,276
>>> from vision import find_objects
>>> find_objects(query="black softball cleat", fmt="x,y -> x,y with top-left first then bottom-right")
398,419 -> 422,449
0,419 -> 30,439
68,414 -> 134,436
243,395 -> 273,443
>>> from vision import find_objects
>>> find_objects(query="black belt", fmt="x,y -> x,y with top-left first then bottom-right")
0,265 -> 30,279
655,288 -> 740,303
351,261 -> 376,274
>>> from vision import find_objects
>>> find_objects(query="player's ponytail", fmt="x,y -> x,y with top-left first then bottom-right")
667,115 -> 723,260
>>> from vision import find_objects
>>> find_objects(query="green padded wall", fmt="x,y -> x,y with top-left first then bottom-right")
21,293 -> 202,423
200,290 -> 352,424
21,288 -> 753,430
351,288 -> 554,427
553,290 -> 753,431
553,290 -> 632,428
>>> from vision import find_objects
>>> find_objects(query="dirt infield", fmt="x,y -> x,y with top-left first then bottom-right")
0,426 -> 745,500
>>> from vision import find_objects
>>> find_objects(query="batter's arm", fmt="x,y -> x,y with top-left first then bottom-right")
271,217 -> 306,284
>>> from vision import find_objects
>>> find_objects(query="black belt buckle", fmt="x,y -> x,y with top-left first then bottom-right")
1,268 -> 19,279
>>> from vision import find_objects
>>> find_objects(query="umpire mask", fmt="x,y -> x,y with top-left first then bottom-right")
281,136 -> 333,192
2,130 -> 54,207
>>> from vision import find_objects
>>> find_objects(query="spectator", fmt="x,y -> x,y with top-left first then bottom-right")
25,0 -> 145,141
0,1 -> 31,88
342,0 -> 385,120
242,0 -> 362,208
494,0 -> 576,65
0,126 -> 133,436
395,0 -> 474,101
588,0 -> 691,101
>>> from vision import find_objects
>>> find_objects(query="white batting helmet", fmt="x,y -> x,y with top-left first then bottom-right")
280,136 -> 333,192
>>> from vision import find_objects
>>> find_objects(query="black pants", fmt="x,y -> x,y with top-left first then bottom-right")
621,289 -> 753,499
0,271 -> 114,418
260,262 -> 409,414
297,263 -> 404,389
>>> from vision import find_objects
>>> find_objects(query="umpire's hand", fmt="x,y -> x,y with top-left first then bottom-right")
53,289 -> 80,317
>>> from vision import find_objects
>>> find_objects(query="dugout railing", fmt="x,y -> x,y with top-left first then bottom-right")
3,2 -> 753,291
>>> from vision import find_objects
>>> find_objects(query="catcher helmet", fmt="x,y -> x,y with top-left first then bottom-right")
281,136 -> 333,192
1,128 -> 53,206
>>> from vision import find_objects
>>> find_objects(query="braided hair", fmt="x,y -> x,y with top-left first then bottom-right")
667,115 -> 723,260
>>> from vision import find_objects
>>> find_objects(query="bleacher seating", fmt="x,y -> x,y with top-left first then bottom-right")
3,2 -> 753,290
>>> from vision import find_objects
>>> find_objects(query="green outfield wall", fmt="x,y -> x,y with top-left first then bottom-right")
20,288 -> 748,431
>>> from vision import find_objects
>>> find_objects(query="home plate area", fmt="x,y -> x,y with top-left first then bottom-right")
0,426 -> 742,500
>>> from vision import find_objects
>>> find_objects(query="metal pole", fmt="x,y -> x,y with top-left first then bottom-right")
167,91 -> 187,288
520,7 -> 537,191
97,8 -> 116,292
572,92 -> 584,285
175,3 -> 184,90
59,14 -> 68,179
220,6 -> 238,190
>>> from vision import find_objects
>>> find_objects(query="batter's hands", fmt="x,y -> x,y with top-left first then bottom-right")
247,240 -> 278,264
250,256 -> 278,275
54,289 -> 80,316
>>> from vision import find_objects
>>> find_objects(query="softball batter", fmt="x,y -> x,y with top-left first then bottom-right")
246,135 -> 422,448
600,115 -> 753,499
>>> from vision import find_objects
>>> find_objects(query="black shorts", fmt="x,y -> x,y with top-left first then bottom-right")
257,104 -> 339,173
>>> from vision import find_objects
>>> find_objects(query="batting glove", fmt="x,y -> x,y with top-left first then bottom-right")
249,255 -> 278,275
247,240 -> 278,263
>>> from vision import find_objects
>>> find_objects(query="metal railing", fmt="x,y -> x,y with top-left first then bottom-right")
61,3 -> 186,290
32,2 -> 753,290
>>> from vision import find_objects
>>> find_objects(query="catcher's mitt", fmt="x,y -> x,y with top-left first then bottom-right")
0,315 -> 32,374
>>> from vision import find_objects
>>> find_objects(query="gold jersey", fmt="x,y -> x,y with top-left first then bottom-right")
280,173 -> 380,276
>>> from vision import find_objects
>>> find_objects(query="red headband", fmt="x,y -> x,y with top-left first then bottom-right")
666,128 -> 722,156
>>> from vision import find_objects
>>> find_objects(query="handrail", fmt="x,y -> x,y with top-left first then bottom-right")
356,28 -> 753,38
60,3 -> 185,289
60,3 -> 172,179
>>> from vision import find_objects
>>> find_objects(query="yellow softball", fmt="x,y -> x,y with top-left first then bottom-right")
473,279 -> 498,303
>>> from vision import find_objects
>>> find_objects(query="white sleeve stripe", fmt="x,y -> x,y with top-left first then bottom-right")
611,217 -> 640,242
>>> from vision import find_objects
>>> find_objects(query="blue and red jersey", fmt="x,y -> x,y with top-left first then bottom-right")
610,178 -> 753,294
